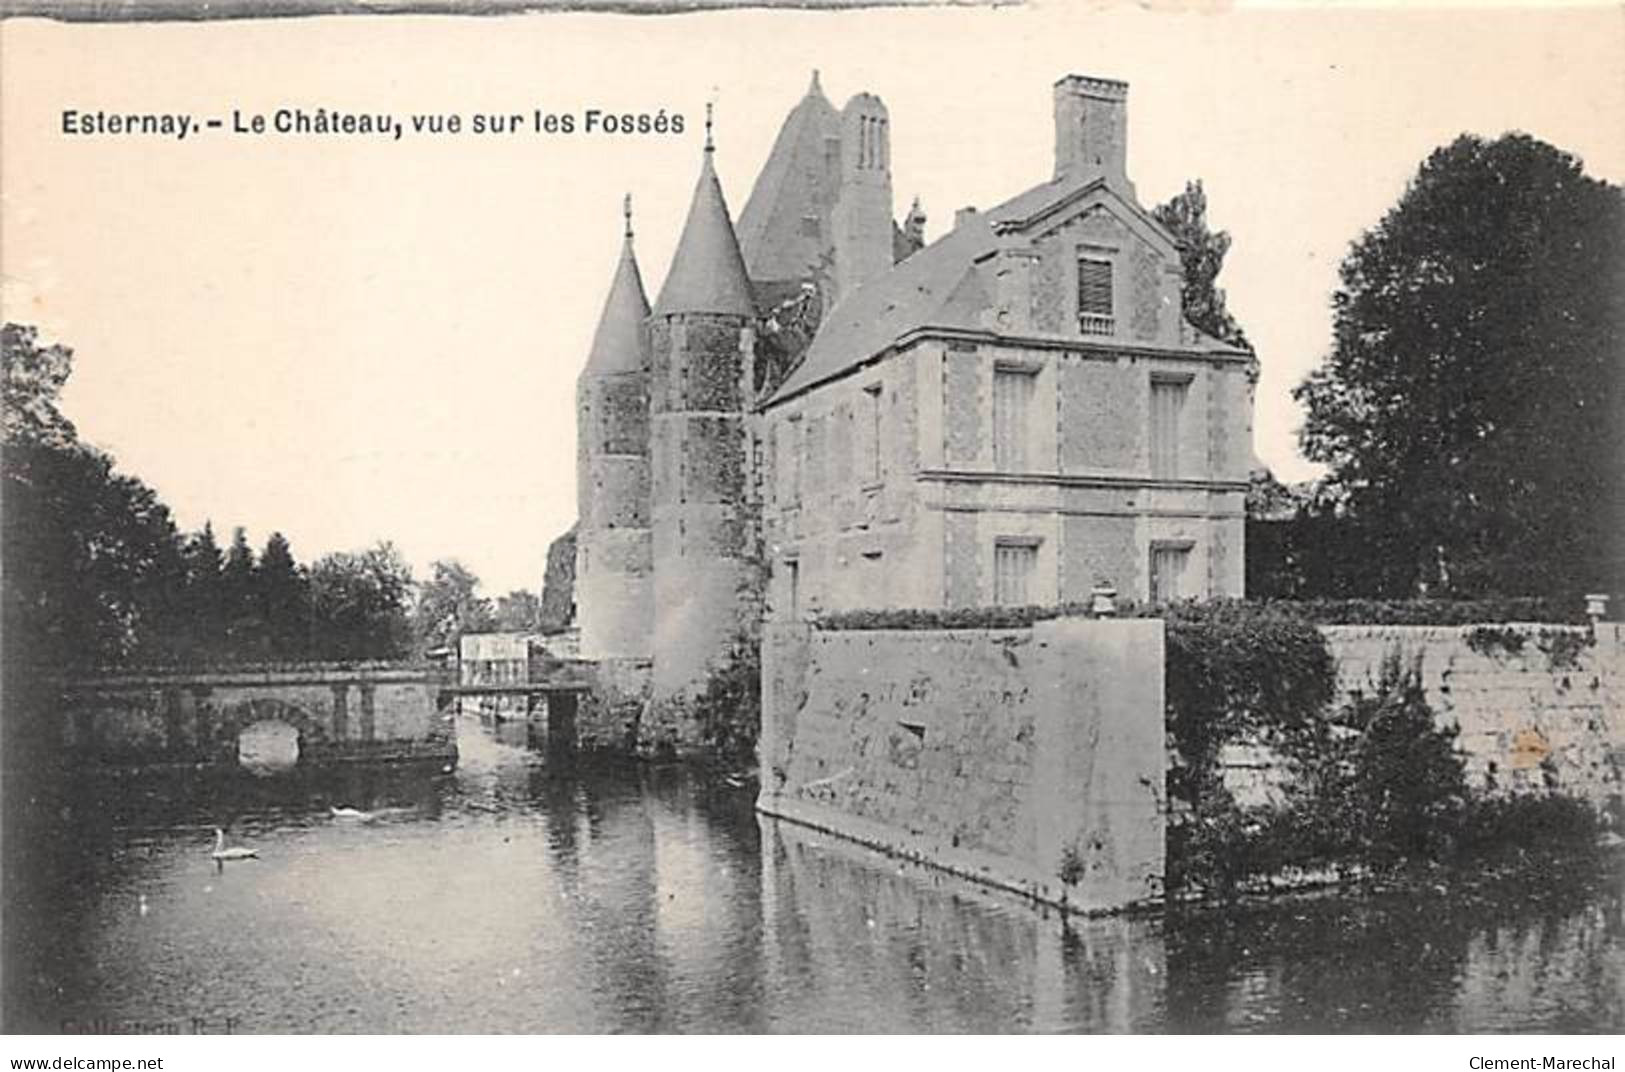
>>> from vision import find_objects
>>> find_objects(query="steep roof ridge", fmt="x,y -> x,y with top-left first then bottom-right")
736,71 -> 841,284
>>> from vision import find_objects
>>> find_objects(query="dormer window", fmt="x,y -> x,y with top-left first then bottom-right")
1078,256 -> 1114,336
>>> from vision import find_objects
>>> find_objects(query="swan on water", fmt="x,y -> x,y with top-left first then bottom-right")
210,828 -> 258,867
329,806 -> 375,822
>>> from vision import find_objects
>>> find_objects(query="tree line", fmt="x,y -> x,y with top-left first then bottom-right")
2,322 -> 543,671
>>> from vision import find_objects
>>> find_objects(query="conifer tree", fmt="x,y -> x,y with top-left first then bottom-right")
258,531 -> 311,661
221,526 -> 264,659
180,522 -> 225,660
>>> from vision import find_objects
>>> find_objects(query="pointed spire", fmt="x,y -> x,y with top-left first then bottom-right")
654,139 -> 755,318
704,100 -> 714,152
809,69 -> 824,97
623,192 -> 634,239
584,199 -> 651,375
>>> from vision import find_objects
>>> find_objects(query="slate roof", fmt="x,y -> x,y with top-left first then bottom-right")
654,147 -> 757,319
767,173 -> 1249,404
582,231 -> 651,376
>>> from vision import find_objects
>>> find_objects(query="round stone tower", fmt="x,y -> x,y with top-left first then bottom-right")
647,119 -> 759,738
575,197 -> 654,662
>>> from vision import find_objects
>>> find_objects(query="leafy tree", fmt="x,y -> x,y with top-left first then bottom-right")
3,326 -> 185,668
309,542 -> 416,661
1152,180 -> 1250,348
492,589 -> 542,633
2,440 -> 184,669
2,323 -> 78,447
1295,134 -> 1625,598
413,558 -> 494,651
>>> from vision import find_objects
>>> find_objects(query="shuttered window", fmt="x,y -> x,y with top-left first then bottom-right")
1078,257 -> 1114,335
1150,544 -> 1191,604
992,368 -> 1034,471
994,541 -> 1038,606
1150,378 -> 1188,478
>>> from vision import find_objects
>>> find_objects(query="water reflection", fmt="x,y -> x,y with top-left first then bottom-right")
3,715 -> 1620,1033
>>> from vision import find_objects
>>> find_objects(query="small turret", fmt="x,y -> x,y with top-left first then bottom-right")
575,195 -> 654,662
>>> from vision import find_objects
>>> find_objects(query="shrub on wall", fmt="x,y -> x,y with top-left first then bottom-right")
1158,601 -> 1337,809
1157,602 -> 1339,894
693,630 -> 760,768
1273,653 -> 1469,873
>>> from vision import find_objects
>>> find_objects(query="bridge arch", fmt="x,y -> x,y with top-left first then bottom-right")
217,696 -> 332,769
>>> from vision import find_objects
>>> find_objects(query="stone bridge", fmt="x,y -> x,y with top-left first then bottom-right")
58,662 -> 458,770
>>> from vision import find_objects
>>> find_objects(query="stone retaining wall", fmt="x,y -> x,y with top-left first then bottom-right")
758,617 -> 1165,913
1223,623 -> 1624,809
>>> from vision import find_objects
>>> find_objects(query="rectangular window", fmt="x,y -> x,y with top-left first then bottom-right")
781,417 -> 802,506
863,384 -> 883,485
994,541 -> 1038,606
785,559 -> 799,618
992,368 -> 1034,471
1150,543 -> 1191,604
1078,257 -> 1114,336
1150,377 -> 1188,478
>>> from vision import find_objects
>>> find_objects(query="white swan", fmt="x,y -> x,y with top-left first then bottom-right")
210,828 -> 258,866
329,806 -> 376,822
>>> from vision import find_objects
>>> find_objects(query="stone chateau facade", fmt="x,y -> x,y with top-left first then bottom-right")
574,72 -> 1255,749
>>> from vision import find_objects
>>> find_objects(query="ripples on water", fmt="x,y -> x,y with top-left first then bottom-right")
3,715 -> 1621,1033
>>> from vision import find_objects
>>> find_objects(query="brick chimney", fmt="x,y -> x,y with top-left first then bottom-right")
1053,75 -> 1130,190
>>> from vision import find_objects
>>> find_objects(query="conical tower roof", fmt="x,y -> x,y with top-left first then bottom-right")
654,124 -> 756,319
584,198 -> 651,375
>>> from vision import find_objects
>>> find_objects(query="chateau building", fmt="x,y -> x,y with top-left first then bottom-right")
573,72 -> 1255,745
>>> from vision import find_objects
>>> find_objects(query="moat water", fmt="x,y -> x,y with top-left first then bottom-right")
4,715 -> 1622,1033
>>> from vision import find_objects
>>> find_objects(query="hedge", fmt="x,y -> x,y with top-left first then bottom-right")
815,596 -> 1591,632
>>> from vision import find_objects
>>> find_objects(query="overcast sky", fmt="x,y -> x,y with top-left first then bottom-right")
3,5 -> 1621,595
